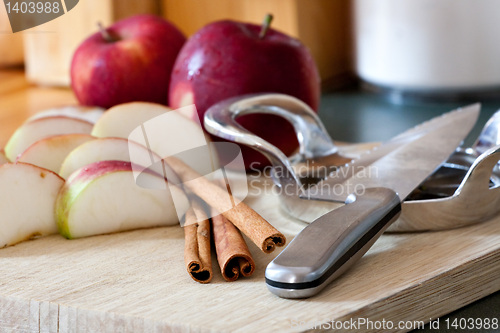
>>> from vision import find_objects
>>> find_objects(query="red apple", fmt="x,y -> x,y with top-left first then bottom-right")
169,16 -> 320,169
71,14 -> 186,108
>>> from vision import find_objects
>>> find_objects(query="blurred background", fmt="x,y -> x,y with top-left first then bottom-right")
3,0 -> 500,99
1,0 -> 352,87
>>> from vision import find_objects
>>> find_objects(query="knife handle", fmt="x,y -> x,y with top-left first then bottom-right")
265,187 -> 401,298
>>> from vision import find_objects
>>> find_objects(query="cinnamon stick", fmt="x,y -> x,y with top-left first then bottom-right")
165,157 -> 286,253
184,199 -> 212,283
211,207 -> 255,281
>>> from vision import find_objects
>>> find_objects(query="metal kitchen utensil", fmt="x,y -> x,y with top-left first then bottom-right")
204,93 -> 350,177
204,94 -> 354,221
472,109 -> 500,155
395,144 -> 500,231
264,104 -> 478,298
390,110 -> 500,231
205,93 -> 466,222
205,94 -> 481,298
204,94 -> 483,224
404,110 -> 500,201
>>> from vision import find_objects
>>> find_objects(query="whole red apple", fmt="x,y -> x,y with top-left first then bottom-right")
169,16 -> 320,169
71,14 -> 186,109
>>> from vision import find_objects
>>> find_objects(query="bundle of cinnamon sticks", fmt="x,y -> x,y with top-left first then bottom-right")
165,157 -> 286,283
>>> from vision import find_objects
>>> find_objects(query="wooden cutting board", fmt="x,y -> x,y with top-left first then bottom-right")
0,70 -> 499,332
0,179 -> 499,332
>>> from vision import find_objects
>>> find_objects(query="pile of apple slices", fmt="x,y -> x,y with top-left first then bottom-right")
0,102 -> 198,248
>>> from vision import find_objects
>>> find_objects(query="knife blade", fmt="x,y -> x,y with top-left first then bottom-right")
265,104 -> 480,298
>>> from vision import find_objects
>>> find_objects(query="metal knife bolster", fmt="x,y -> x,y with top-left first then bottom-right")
265,188 -> 401,298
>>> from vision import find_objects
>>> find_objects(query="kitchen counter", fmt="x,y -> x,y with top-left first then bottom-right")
0,69 -> 499,332
0,69 -> 77,147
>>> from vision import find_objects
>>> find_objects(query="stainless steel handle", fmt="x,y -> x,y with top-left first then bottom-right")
204,93 -> 338,159
204,93 -> 338,187
265,187 -> 401,298
472,109 -> 500,155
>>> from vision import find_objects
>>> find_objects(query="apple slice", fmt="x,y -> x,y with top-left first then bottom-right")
59,137 -> 161,179
56,160 -> 189,239
27,105 -> 105,124
0,150 -> 9,165
91,102 -> 171,138
0,163 -> 65,248
91,102 -> 207,157
4,116 -> 94,161
16,134 -> 94,174
92,102 -> 217,176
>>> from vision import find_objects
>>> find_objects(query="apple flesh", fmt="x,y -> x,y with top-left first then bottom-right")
91,102 -> 171,139
91,102 -> 217,176
56,160 -> 189,239
16,134 -> 94,174
27,105 -> 105,124
0,163 -> 64,247
59,137 -> 162,180
71,14 -> 186,108
169,19 -> 320,169
4,116 -> 94,161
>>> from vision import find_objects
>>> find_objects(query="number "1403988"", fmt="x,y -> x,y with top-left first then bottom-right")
5,1 -> 60,14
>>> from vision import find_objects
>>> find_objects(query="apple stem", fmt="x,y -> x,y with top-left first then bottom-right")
97,22 -> 115,43
259,14 -> 273,39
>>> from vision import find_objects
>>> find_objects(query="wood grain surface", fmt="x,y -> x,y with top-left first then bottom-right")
0,71 -> 499,332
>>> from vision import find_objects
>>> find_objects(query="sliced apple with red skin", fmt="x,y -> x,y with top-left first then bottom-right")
0,163 -> 65,248
59,137 -> 161,179
56,160 -> 189,239
16,134 -> 94,174
27,105 -> 105,124
0,150 -> 9,165
4,116 -> 94,161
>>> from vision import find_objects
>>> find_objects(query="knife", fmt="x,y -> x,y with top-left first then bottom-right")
265,104 -> 480,298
